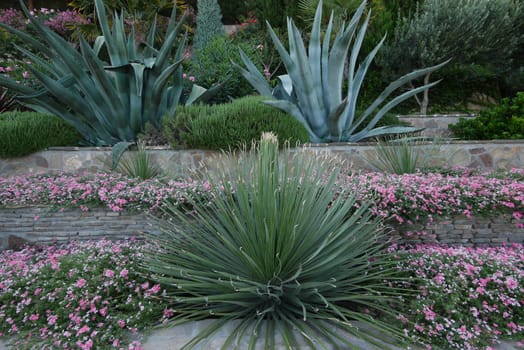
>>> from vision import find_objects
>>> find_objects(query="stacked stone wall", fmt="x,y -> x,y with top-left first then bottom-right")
1,208 -> 522,250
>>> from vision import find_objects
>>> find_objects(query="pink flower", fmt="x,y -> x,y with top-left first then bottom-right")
117,319 -> 126,328
47,315 -> 58,325
423,307 -> 436,321
149,284 -> 161,294
120,268 -> 129,278
104,269 -> 115,278
22,71 -> 29,78
29,313 -> 39,321
505,277 -> 518,290
189,76 -> 195,82
77,325 -> 90,335
76,278 -> 87,288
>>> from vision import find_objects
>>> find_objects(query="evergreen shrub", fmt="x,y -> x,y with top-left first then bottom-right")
0,111 -> 80,157
449,92 -> 524,140
167,95 -> 309,150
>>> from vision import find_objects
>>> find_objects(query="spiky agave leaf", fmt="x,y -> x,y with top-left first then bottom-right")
143,135 -> 420,349
0,0 -> 189,146
235,0 -> 448,143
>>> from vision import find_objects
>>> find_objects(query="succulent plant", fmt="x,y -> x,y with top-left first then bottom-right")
235,0 -> 448,143
0,0 -> 193,146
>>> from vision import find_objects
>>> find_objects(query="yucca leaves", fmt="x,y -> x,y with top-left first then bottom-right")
143,134 -> 419,349
235,0 -> 448,143
0,0 -> 190,146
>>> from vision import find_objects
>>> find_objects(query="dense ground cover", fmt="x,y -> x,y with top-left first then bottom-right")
0,240 -> 522,349
1,169 -> 523,226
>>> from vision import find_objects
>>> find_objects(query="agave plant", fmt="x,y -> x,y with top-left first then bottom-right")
0,88 -> 15,113
0,0 -> 203,146
144,133 -> 418,349
235,0 -> 449,143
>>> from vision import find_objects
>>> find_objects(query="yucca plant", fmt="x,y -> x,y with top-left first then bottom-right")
112,141 -> 161,180
235,0 -> 448,143
367,135 -> 442,174
0,0 -> 200,146
143,133 -> 419,349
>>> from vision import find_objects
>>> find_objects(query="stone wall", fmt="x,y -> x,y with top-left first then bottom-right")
398,114 -> 476,138
0,207 -> 161,250
1,207 -> 523,250
1,140 -> 523,177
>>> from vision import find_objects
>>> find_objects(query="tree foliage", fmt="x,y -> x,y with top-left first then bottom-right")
193,0 -> 224,52
380,0 -> 523,114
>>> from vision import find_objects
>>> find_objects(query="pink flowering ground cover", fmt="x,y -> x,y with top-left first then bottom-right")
1,169 -> 523,226
0,239 -> 171,350
393,244 -> 524,350
0,172 -> 213,213
0,240 -> 522,349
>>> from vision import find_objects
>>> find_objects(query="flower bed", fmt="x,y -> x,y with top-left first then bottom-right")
1,169 -> 523,225
0,240 -> 522,349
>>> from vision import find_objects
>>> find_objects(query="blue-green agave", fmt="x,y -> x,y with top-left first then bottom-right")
0,0 -> 203,146
235,0 -> 448,143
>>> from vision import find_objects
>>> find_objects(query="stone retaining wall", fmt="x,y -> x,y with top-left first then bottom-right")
1,140 -> 523,177
398,114 -> 476,138
0,207 -> 161,250
1,207 -> 522,250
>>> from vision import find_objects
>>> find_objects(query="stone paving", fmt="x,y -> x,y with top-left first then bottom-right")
0,319 -> 522,350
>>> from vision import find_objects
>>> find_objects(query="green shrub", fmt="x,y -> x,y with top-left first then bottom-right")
168,95 -> 309,150
188,36 -> 257,104
0,111 -> 80,157
449,92 -> 524,140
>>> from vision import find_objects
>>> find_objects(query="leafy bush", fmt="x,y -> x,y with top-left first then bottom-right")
0,239 -> 169,349
380,0 -> 522,114
144,133 -> 414,348
169,95 -> 309,150
0,111 -> 80,157
188,36 -> 257,104
449,92 -> 524,140
396,245 -> 524,349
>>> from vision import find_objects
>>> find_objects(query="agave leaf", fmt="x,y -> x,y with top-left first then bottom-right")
232,49 -> 273,97
355,126 -> 425,141
348,80 -> 442,141
111,141 -> 134,170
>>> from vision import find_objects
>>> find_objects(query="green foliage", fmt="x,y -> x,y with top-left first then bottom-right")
144,133 -> 414,349
0,87 -> 14,113
112,141 -> 161,180
367,135 -> 442,174
247,0 -> 297,29
449,92 -> 524,140
188,36 -> 257,104
0,111 -> 81,158
218,0 -> 247,24
380,0 -> 523,113
0,0 -> 188,146
236,0 -> 443,143
168,95 -> 309,150
192,0 -> 225,52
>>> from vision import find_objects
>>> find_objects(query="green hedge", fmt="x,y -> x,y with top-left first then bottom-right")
449,92 -> 524,140
0,112 -> 81,158
167,95 -> 309,150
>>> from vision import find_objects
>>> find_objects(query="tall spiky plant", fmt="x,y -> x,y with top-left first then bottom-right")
235,0 -> 448,143
0,0 -> 191,146
143,133 -> 419,349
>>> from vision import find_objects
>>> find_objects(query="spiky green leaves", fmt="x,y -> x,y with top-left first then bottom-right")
143,135 -> 417,349
0,0 -> 188,146
235,0 -> 448,143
